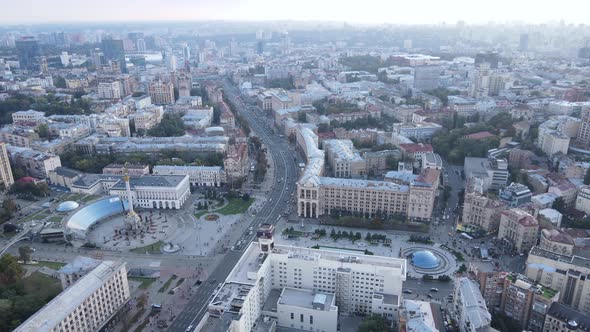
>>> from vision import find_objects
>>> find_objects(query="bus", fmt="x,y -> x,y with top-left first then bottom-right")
460,232 -> 474,240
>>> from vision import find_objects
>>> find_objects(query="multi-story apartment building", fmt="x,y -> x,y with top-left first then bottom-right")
526,247 -> 590,316
543,302 -> 590,332
148,80 -> 175,105
575,186 -> 590,215
153,165 -> 225,187
14,260 -> 130,332
206,227 -> 406,332
539,229 -> 575,255
392,122 -> 442,140
0,142 -> 14,188
454,277 -> 492,332
475,270 -> 508,310
500,274 -> 559,332
296,125 -> 437,221
323,139 -> 366,178
363,150 -> 401,176
541,132 -> 570,156
11,109 -> 45,124
498,208 -> 539,254
499,182 -> 533,207
421,152 -> 443,170
97,81 -> 122,100
462,191 -> 507,232
0,126 -> 39,147
128,105 -> 163,131
102,163 -> 149,176
224,143 -> 249,181
7,146 -> 61,179
464,157 -> 510,191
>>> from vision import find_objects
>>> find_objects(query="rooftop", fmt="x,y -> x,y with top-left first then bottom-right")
546,302 -> 590,331
320,177 -> 410,192
15,261 -> 126,332
278,287 -> 336,311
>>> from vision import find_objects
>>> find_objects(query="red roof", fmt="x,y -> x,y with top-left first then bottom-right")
17,176 -> 37,183
399,143 -> 433,153
317,132 -> 337,140
464,131 -> 495,140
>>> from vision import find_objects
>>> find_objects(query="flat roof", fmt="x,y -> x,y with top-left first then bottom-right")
15,261 -> 126,332
278,288 -> 336,311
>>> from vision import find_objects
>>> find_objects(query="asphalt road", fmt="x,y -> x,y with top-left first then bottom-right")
168,80 -> 298,331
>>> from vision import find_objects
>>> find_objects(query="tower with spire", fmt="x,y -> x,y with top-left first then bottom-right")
123,164 -> 142,230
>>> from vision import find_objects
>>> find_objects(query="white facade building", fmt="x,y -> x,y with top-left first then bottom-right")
152,165 -> 225,187
98,81 -> 122,100
14,260 -> 130,332
207,237 -> 406,332
108,175 -> 190,210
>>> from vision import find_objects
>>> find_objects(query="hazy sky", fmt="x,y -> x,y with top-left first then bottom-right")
1,0 -> 586,25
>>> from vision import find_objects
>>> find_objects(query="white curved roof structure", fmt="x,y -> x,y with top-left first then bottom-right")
63,196 -> 128,241
56,201 -> 79,212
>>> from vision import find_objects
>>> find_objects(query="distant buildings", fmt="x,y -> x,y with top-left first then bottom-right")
148,81 -> 175,105
15,260 -> 130,332
15,37 -> 39,71
153,165 -> 225,187
97,81 -> 121,100
413,65 -> 440,91
0,142 -> 14,187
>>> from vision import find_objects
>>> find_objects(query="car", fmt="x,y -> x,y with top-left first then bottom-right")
427,294 -> 433,298
186,324 -> 194,332
403,290 -> 413,294
430,288 -> 439,292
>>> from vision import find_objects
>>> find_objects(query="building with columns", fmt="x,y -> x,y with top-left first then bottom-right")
295,125 -> 437,221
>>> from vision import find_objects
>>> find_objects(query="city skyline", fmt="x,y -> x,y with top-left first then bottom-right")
1,0 -> 588,25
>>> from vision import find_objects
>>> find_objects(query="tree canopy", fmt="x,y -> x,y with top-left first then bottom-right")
147,113 -> 186,137
358,315 -> 394,332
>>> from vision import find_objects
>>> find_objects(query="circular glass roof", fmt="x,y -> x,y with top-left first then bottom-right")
410,250 -> 441,269
56,201 -> 80,212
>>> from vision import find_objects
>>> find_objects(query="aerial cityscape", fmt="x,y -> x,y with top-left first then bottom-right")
1,2 -> 590,332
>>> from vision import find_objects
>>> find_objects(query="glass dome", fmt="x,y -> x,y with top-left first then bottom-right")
56,201 -> 80,212
410,250 -> 441,269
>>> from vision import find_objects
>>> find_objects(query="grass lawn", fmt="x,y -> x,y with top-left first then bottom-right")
129,240 -> 164,254
81,194 -> 100,203
194,210 -> 209,219
27,261 -> 66,270
21,209 -> 51,223
23,271 -> 62,299
158,275 -> 178,293
128,276 -> 157,289
216,198 -> 254,215
48,215 -> 64,223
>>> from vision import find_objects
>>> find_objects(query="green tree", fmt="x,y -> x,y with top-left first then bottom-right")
358,315 -> 393,332
18,246 -> 33,264
53,76 -> 66,88
2,198 -> 17,216
584,167 -> 590,185
147,113 -> 186,137
552,197 -> 566,213
37,124 -> 50,140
